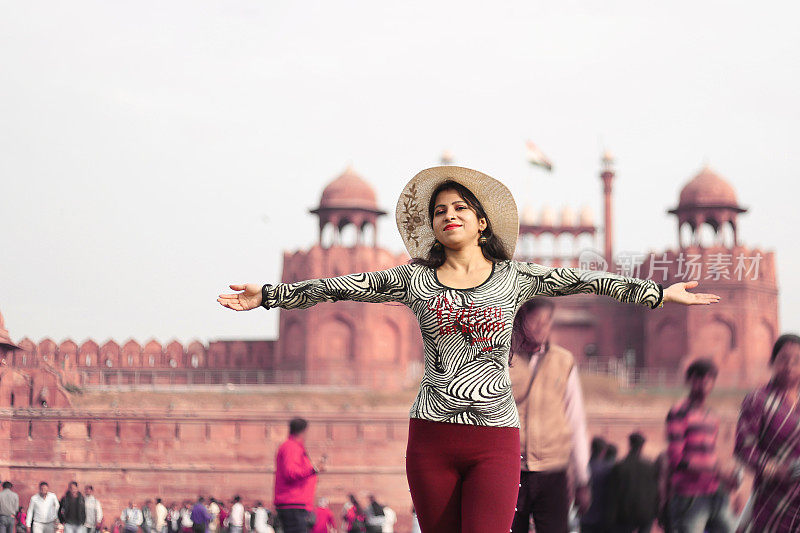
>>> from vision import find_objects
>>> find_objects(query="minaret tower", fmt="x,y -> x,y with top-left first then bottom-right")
600,151 -> 615,264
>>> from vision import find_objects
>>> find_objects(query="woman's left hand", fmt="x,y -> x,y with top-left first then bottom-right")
663,280 -> 720,306
218,283 -> 264,311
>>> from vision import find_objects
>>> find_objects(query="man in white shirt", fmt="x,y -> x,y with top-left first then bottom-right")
252,503 -> 271,533
26,482 -> 60,533
155,499 -> 168,533
179,503 -> 193,531
83,486 -> 103,533
207,499 -> 219,533
381,507 -> 396,533
228,497 -> 244,533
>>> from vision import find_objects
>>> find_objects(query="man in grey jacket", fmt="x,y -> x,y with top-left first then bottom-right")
0,482 -> 19,533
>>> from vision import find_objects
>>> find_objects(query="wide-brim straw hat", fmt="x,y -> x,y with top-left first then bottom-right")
395,166 -> 519,259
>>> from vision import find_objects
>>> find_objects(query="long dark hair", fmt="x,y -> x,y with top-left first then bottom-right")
348,494 -> 363,515
369,500 -> 384,517
411,180 -> 510,268
510,297 -> 554,366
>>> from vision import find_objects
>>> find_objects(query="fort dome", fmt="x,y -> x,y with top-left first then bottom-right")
678,166 -> 739,208
318,166 -> 378,211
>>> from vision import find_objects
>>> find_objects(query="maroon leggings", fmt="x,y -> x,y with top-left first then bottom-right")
405,418 -> 521,533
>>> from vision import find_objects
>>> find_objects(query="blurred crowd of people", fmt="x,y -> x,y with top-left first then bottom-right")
509,298 -> 800,533
578,358 -> 742,533
573,334 -> 800,533
0,479 -> 398,533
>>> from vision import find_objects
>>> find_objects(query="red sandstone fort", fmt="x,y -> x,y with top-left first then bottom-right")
0,154 -> 778,531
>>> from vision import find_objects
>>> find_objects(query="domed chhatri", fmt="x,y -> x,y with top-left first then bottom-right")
677,166 -> 741,209
318,165 -> 380,211
668,165 -> 747,249
310,165 -> 387,248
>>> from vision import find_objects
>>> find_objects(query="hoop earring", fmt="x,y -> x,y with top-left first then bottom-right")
478,231 -> 488,246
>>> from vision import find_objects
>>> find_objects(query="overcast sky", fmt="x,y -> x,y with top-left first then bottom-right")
1,1 -> 798,346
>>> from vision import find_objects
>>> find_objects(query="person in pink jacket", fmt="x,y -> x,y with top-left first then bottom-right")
274,418 -> 326,533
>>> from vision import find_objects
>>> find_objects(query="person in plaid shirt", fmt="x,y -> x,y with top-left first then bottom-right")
665,359 -> 738,532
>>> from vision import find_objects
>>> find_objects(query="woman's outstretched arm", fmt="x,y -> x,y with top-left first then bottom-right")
218,264 -> 413,311
515,262 -> 719,309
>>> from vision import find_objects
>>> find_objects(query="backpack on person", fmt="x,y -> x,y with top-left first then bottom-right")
15,514 -> 27,533
346,507 -> 367,533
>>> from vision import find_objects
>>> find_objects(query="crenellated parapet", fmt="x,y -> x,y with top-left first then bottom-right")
5,337 -> 277,372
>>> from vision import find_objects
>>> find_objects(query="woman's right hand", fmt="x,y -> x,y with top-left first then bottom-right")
217,284 -> 264,311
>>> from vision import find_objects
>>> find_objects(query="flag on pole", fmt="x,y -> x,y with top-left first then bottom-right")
525,140 -> 553,171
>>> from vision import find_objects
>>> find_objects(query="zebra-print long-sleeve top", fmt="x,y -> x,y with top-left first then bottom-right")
261,260 -> 663,428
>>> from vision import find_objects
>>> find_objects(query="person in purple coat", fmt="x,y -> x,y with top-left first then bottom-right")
735,333 -> 800,533
189,499 -> 211,533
